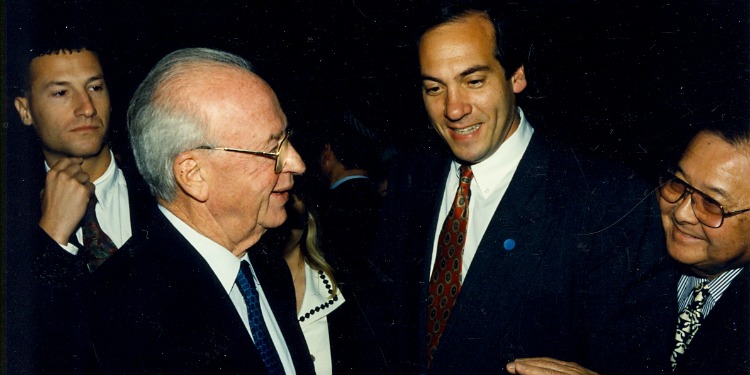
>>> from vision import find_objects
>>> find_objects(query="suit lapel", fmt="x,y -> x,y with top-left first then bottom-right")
431,136 -> 554,367
153,210 -> 260,357
680,265 -> 750,371
248,244 -> 316,374
120,162 -> 153,237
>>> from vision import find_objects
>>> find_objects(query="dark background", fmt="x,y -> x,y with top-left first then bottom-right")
4,0 -> 749,176
1,0 -> 748,369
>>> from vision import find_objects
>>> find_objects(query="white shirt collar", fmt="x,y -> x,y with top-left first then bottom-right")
158,205 -> 242,294
330,175 -> 369,190
451,107 -> 534,199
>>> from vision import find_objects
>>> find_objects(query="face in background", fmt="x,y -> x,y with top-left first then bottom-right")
14,49 -> 111,162
659,131 -> 750,278
176,65 -> 305,250
419,12 -> 527,164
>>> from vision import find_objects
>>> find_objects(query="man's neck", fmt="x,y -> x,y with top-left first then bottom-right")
44,145 -> 113,181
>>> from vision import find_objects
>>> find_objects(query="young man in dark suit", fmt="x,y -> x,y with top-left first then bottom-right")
372,5 -> 666,374
89,48 -> 315,374
7,40 -> 152,374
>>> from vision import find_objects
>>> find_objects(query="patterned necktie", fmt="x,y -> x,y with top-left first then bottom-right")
670,281 -> 710,370
236,260 -> 285,375
82,195 -> 118,271
426,165 -> 473,368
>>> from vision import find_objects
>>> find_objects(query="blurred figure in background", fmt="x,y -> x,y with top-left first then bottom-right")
316,110 -> 383,284
268,178 -> 388,374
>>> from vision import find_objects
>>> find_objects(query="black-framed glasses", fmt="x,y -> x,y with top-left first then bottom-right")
195,130 -> 291,174
658,172 -> 750,228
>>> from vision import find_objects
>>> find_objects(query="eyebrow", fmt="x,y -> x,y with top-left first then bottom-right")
42,75 -> 105,89
674,166 -> 732,202
421,65 -> 492,85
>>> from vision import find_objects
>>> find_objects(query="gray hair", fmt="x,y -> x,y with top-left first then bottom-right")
128,48 -> 254,201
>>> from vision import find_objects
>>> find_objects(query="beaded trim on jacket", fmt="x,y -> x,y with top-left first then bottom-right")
298,266 -> 345,323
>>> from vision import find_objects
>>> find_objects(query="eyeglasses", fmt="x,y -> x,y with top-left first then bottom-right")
195,130 -> 291,174
658,172 -> 750,228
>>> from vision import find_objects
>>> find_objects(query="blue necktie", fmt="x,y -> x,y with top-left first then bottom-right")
236,260 -> 285,375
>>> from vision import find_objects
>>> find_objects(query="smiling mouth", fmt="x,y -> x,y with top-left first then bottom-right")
673,224 -> 703,242
452,123 -> 481,135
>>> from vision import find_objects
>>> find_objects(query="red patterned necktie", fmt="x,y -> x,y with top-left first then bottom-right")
82,195 -> 118,271
426,165 -> 473,368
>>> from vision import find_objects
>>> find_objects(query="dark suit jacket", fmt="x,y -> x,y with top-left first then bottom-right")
90,207 -> 316,374
325,263 -> 391,375
319,177 -> 382,285
675,265 -> 750,375
372,133 -> 670,375
4,156 -> 153,375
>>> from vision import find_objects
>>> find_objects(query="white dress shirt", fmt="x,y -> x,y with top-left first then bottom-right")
430,108 -> 534,281
48,150 -> 132,255
159,206 -> 296,375
677,267 -> 744,318
297,263 -> 346,375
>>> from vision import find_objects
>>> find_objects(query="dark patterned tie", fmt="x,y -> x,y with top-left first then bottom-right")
670,281 -> 710,370
236,260 -> 285,375
426,165 -> 473,368
82,195 -> 118,271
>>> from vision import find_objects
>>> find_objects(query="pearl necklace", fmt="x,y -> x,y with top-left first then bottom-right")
298,270 -> 339,322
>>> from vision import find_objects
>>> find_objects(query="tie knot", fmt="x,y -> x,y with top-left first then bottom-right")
692,281 -> 710,301
458,165 -> 473,184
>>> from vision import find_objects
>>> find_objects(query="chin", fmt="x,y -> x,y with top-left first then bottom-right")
263,211 -> 288,230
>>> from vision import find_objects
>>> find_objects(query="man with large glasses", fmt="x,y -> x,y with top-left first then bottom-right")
656,125 -> 750,374
506,111 -> 750,374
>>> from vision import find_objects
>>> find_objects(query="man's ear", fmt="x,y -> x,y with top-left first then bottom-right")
321,143 -> 336,163
511,65 -> 527,94
14,96 -> 34,126
173,151 -> 209,202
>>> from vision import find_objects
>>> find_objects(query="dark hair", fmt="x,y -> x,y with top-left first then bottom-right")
681,89 -> 750,148
321,110 -> 379,171
418,2 -> 530,79
700,102 -> 750,147
18,31 -> 102,96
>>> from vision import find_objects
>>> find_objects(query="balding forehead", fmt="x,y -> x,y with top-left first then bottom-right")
154,62 -> 264,101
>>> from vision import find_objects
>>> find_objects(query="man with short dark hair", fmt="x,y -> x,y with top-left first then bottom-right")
7,41 -> 152,374
90,48 -> 315,374
373,5 -> 665,374
317,110 -> 382,283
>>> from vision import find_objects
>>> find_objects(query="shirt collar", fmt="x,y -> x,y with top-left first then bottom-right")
330,175 -> 369,189
451,107 -> 534,197
158,205 -> 242,294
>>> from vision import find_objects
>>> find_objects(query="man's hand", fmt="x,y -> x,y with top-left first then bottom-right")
506,358 -> 600,375
39,157 -> 95,245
